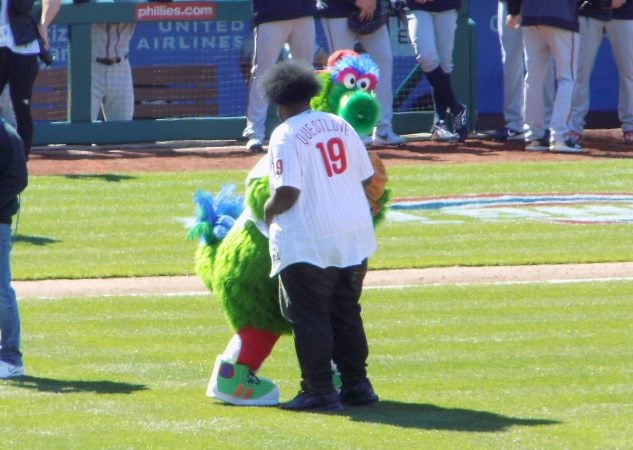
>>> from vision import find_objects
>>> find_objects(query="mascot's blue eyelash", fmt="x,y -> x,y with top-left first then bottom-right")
331,54 -> 380,82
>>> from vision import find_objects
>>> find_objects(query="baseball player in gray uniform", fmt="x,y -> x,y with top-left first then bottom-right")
241,0 -> 316,152
491,0 -> 555,142
571,0 -> 633,145
319,0 -> 405,146
91,22 -> 135,121
507,0 -> 581,153
394,0 -> 468,141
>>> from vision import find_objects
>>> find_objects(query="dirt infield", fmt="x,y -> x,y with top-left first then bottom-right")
21,128 -> 633,297
28,128 -> 633,175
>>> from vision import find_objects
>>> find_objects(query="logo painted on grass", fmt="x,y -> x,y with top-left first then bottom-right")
389,194 -> 633,224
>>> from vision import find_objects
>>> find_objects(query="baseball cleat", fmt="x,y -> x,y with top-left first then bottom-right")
361,134 -> 374,147
246,138 -> 264,153
550,139 -> 582,154
372,130 -> 405,146
431,121 -> 457,141
525,134 -> 550,152
489,127 -> 525,142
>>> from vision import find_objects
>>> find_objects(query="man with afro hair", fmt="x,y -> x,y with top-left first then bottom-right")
262,60 -> 379,412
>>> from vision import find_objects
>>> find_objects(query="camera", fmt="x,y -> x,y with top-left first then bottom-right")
37,38 -> 55,66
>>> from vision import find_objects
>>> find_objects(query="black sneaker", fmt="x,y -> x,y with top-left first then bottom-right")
280,390 -> 343,412
339,379 -> 379,406
452,106 -> 468,142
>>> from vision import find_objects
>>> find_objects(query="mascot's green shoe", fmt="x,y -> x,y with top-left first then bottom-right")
206,356 -> 279,406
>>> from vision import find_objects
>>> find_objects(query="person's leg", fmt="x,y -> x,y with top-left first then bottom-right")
407,10 -> 447,120
330,260 -> 369,385
7,53 -> 38,158
279,263 -> 336,395
607,19 -> 633,139
545,27 -> 580,147
0,224 -> 22,368
91,62 -> 106,121
102,61 -> 135,121
522,26 -> 550,143
497,0 -> 525,134
287,16 -> 316,65
570,17 -> 604,135
359,25 -> 402,142
330,259 -> 378,406
243,20 -> 297,147
320,17 -> 356,58
433,9 -> 467,140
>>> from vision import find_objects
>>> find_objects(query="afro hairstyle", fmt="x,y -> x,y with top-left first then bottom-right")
260,59 -> 321,106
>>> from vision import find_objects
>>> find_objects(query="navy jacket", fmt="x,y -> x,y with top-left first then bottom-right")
579,0 -> 612,21
8,0 -> 40,46
317,0 -> 386,18
613,0 -> 633,20
406,0 -> 461,12
0,120 -> 28,225
507,0 -> 579,32
252,0 -> 316,26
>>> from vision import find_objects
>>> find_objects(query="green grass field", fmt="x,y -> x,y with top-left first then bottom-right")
1,282 -> 632,448
11,159 -> 633,279
2,158 -> 632,448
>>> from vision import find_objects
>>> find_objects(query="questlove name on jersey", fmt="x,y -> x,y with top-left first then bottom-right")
295,117 -> 351,145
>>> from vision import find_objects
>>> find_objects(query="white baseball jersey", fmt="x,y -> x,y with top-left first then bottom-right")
267,109 -> 376,276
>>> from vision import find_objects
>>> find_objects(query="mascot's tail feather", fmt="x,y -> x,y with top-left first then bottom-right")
186,185 -> 244,246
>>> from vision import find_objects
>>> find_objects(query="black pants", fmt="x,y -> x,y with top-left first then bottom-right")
279,260 -> 369,394
0,48 -> 39,159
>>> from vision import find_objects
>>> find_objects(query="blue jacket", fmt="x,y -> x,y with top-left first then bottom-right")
317,0 -> 386,18
406,0 -> 461,12
0,120 -> 28,225
252,0 -> 316,26
507,0 -> 579,32
8,0 -> 40,46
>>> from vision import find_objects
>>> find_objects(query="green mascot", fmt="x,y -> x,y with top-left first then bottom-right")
187,51 -> 389,406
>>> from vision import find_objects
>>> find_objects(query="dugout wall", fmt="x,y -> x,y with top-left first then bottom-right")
32,0 -> 475,146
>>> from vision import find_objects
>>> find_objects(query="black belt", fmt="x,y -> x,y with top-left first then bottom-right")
95,55 -> 127,65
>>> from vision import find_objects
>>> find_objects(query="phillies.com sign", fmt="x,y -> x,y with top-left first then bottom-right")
135,2 -> 216,21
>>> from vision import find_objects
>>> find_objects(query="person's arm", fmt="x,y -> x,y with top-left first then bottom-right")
0,132 -> 28,211
264,186 -> 300,226
355,0 -> 377,21
38,0 -> 62,49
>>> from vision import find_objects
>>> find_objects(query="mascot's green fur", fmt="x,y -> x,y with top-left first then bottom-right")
193,178 -> 289,335
189,51 -> 389,406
